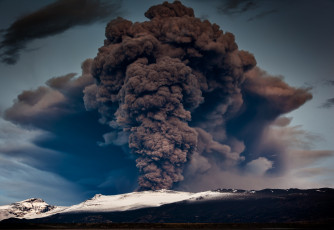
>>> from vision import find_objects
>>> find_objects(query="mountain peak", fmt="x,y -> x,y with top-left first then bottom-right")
16,198 -> 46,204
90,194 -> 103,200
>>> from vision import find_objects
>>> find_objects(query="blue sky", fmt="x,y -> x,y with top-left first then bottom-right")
0,0 -> 333,205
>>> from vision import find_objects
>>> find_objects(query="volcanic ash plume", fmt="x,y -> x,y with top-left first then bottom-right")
84,1 -> 312,190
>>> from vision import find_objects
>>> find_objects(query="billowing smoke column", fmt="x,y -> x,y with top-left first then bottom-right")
84,1 -> 312,190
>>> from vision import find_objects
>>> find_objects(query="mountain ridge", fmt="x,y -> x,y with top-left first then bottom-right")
1,188 -> 333,223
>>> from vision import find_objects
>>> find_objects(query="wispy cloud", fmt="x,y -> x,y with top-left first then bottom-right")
217,0 -> 278,21
326,80 -> 334,85
320,98 -> 334,108
218,0 -> 257,15
247,9 -> 278,21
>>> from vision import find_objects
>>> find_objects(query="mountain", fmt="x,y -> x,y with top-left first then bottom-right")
1,188 -> 333,224
0,198 -> 58,221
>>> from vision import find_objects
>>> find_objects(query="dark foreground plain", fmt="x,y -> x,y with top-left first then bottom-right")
0,223 -> 333,230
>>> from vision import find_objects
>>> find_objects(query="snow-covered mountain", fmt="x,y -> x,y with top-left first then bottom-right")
0,189 -> 235,221
59,190 -> 231,213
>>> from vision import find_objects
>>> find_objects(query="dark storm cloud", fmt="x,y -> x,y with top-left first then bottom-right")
85,1 -> 312,190
5,59 -> 94,126
0,0 -> 122,64
320,98 -> 334,108
4,59 -> 138,196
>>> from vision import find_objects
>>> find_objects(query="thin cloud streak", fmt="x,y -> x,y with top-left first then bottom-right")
247,9 -> 278,21
319,98 -> 334,108
218,0 -> 258,15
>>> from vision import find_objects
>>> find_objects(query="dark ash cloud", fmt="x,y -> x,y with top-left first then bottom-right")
178,121 -> 334,191
0,0 -> 122,64
85,1 -> 312,190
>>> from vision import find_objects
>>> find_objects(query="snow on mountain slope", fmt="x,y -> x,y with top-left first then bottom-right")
0,190 -> 234,221
60,190 -> 229,213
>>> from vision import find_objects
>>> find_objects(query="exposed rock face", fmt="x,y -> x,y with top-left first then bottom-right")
0,198 -> 55,220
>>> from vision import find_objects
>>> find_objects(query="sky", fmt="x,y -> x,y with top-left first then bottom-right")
0,0 -> 333,206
